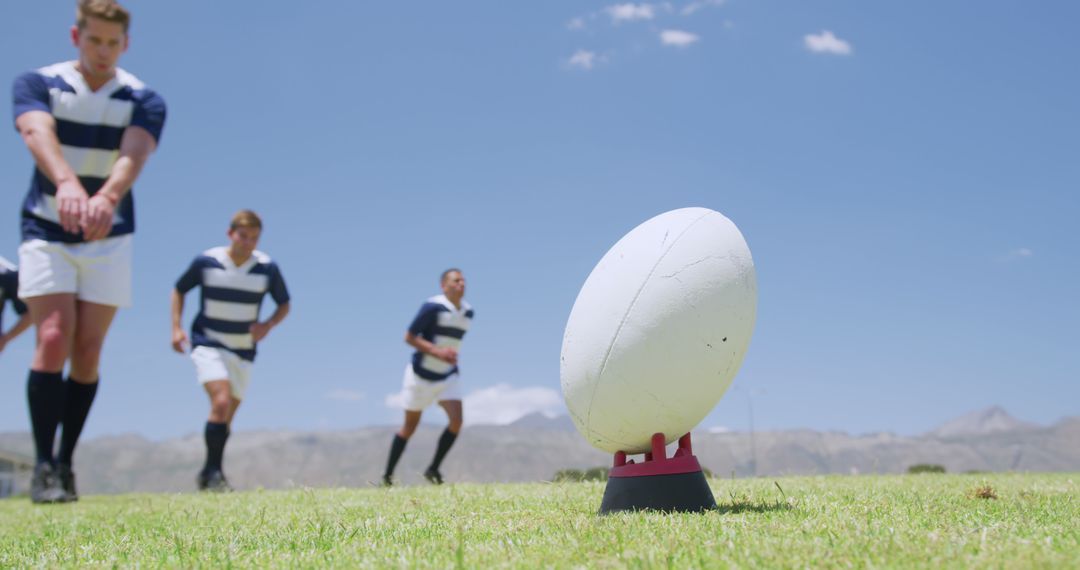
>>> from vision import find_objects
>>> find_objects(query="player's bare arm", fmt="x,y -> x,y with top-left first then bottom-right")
83,126 -> 158,241
0,313 -> 33,353
15,110 -> 87,235
250,302 -> 290,343
170,289 -> 188,353
405,332 -> 458,365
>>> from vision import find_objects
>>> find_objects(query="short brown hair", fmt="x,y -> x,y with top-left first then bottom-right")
441,268 -> 462,283
230,210 -> 263,231
76,0 -> 131,33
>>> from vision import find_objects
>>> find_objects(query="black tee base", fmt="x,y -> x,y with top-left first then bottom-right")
599,470 -> 716,514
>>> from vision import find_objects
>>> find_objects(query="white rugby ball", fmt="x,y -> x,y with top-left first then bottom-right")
560,207 -> 757,454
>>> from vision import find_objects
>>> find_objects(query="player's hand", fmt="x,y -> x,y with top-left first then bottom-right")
430,346 -> 458,365
171,328 -> 189,353
250,321 -> 273,343
55,179 -> 89,235
82,194 -> 116,241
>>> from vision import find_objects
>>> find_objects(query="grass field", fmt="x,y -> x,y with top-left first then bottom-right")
1,473 -> 1076,568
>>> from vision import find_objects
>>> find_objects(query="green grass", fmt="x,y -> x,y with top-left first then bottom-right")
1,473 -> 1076,568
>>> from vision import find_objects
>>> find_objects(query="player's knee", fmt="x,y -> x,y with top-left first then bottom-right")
35,326 -> 70,365
71,334 -> 106,361
448,418 -> 463,433
212,396 -> 231,412
210,398 -> 231,420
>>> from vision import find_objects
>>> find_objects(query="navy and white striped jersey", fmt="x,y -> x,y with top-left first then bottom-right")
0,257 -> 28,332
12,61 -> 167,243
175,247 -> 289,362
408,294 -> 474,381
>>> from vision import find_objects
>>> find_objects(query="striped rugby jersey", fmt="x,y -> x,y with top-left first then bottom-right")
0,256 -> 28,332
408,294 -> 474,381
12,61 -> 167,243
175,247 -> 290,362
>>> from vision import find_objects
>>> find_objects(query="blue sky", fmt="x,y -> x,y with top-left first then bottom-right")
1,1 -> 1077,440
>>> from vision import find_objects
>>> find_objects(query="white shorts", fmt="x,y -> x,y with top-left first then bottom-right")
191,346 -> 253,400
18,235 -> 133,307
400,364 -> 461,411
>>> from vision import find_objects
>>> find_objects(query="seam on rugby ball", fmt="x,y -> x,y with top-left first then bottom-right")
584,209 -> 715,437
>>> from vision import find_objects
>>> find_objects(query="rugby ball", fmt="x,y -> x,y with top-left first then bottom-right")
560,207 -> 757,454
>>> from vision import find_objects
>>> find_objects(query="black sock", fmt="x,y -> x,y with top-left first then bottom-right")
385,434 -> 408,477
26,370 -> 64,466
203,422 -> 229,474
57,378 -> 99,466
429,428 -> 458,471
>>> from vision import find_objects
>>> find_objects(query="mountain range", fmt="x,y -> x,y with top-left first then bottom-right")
1,407 -> 1076,495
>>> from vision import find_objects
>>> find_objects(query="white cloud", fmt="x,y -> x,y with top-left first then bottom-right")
804,30 -> 853,55
999,247 -> 1034,262
707,425 -> 732,434
325,389 -> 365,402
462,384 -> 564,426
567,49 -> 602,70
660,29 -> 700,47
682,0 -> 724,16
567,17 -> 586,31
383,383 -> 564,426
606,3 -> 656,23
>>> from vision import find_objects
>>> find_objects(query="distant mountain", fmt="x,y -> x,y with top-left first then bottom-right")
926,406 -> 1039,439
507,412 -> 576,431
1,409 -> 1077,496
